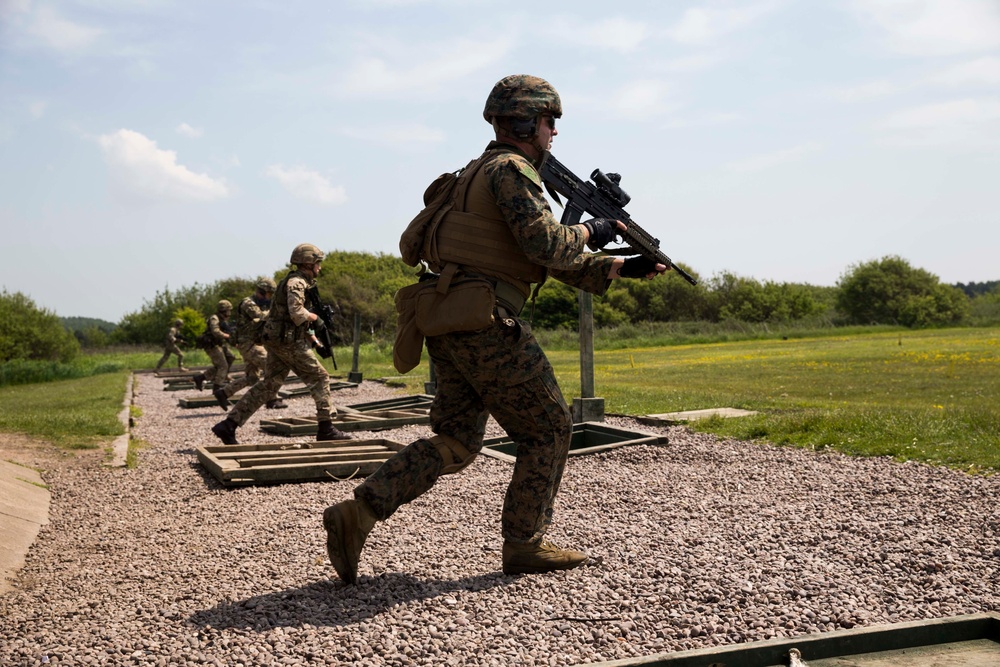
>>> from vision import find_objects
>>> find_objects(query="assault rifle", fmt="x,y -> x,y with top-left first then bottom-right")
540,153 -> 698,285
305,285 -> 338,370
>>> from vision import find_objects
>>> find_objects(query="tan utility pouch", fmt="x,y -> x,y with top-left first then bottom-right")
414,265 -> 495,337
393,282 -> 424,373
392,265 -> 496,373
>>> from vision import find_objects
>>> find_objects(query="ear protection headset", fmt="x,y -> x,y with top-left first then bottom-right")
508,116 -> 538,139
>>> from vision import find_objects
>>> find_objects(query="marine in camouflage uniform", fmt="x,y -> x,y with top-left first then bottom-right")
193,301 -> 236,394
323,75 -> 666,583
155,319 -> 186,370
211,244 -> 351,445
213,278 -> 287,411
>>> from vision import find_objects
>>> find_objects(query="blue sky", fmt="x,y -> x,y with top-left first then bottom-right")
1,0 -> 998,322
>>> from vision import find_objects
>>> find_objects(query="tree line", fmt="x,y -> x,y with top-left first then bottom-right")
3,253 -> 998,364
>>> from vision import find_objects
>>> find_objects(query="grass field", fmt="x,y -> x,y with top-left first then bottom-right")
1,327 -> 996,471
545,327 -> 1000,472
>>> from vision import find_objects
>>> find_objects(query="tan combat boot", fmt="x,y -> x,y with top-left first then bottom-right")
502,539 -> 589,575
323,498 -> 378,584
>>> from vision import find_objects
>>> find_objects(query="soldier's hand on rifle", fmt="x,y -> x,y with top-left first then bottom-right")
578,218 -> 624,251
616,256 -> 668,280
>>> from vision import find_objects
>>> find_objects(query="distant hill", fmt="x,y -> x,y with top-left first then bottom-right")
61,316 -> 117,334
954,281 -> 1000,298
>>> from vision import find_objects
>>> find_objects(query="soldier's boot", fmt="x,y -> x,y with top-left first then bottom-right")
211,418 -> 239,445
502,540 -> 589,575
193,373 -> 206,391
317,420 -> 352,441
212,385 -> 230,410
265,398 -> 288,409
323,498 -> 378,584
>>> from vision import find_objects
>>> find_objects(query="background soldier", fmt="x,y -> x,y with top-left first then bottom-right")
193,300 -> 236,396
154,318 -> 187,370
213,278 -> 287,410
211,244 -> 351,444
323,74 -> 666,584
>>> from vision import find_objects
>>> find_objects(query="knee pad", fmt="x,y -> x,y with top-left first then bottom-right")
428,434 -> 477,475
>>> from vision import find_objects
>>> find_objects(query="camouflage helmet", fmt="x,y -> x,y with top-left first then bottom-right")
483,74 -> 562,123
173,318 -> 183,327
256,277 -> 276,293
217,299 -> 232,313
290,243 -> 325,265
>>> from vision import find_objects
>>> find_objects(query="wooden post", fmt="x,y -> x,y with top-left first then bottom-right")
348,312 -> 363,383
424,358 -> 437,396
572,290 -> 604,423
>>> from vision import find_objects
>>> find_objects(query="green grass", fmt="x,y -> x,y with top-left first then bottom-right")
0,371 -> 129,449
4,328 -> 997,472
546,327 -> 1000,472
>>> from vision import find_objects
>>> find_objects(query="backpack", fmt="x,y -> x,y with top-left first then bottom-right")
398,151 -> 493,267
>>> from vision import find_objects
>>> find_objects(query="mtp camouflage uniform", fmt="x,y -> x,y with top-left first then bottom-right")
221,295 -> 270,398
202,312 -> 236,387
226,270 -> 333,425
155,323 -> 185,370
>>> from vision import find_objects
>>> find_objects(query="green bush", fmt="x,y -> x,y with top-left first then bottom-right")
0,290 -> 80,363
837,256 -> 969,327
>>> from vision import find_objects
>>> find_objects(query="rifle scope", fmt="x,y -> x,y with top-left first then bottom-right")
590,169 -> 631,207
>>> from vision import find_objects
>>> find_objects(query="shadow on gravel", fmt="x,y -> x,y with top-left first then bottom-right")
175,412 -> 226,419
188,572 -> 514,630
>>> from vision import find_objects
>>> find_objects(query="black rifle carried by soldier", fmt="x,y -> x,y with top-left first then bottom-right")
305,285 -> 338,370
540,153 -> 698,285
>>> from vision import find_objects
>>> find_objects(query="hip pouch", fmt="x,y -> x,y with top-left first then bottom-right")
392,265 -> 496,373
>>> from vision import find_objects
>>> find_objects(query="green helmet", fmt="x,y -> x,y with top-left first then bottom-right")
483,74 -> 562,124
290,243 -> 325,265
173,318 -> 183,327
217,299 -> 232,313
256,277 -> 276,293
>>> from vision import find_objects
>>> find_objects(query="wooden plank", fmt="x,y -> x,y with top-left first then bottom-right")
196,439 -> 406,486
258,406 -> 431,435
278,380 -> 358,398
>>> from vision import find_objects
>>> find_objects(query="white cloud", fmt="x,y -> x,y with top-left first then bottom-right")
824,80 -> 905,103
726,142 -> 823,172
340,123 -> 445,150
548,16 -> 651,53
28,100 -> 47,118
97,129 -> 230,201
176,122 -> 203,138
661,53 -> 726,73
850,0 -> 1000,56
881,98 -> 1000,129
265,165 -> 347,205
927,57 -> 1000,87
666,1 -> 780,46
878,98 -> 1000,149
27,6 -> 101,51
610,79 -> 674,120
340,36 -> 511,97
661,111 -> 741,129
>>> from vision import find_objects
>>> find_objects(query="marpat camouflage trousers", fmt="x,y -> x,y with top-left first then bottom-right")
355,316 -> 572,544
228,339 -> 332,425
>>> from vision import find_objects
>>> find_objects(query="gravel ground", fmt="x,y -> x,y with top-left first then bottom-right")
1,371 -> 998,666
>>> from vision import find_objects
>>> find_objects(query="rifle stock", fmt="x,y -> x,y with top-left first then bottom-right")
540,153 -> 698,286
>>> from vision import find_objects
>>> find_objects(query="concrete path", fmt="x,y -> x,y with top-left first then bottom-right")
0,458 -> 50,594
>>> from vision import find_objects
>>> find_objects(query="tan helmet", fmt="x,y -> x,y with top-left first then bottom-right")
217,299 -> 232,313
173,318 -> 183,327
290,243 -> 325,265
483,74 -> 562,124
256,277 -> 276,293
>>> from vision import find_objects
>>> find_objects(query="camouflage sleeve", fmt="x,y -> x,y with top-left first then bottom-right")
207,314 -> 225,342
486,153 -> 615,294
242,298 -> 264,322
286,276 -> 312,326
